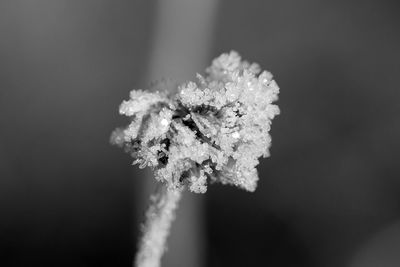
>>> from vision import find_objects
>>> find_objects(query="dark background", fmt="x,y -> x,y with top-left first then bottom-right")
1,0 -> 400,266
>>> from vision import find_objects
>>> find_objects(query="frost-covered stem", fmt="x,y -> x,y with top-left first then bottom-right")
135,185 -> 183,267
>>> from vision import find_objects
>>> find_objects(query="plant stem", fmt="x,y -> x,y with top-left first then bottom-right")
135,185 -> 183,267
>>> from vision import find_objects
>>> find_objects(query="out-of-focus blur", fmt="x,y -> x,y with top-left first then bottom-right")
1,1 -> 400,266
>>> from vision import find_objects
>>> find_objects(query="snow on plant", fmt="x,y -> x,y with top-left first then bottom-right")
111,51 -> 280,267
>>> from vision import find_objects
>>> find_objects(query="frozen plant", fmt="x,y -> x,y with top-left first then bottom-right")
111,51 -> 280,267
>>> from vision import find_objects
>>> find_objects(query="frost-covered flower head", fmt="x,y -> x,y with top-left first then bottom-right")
111,51 -> 279,193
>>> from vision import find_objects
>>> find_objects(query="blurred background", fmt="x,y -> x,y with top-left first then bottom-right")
1,0 -> 400,266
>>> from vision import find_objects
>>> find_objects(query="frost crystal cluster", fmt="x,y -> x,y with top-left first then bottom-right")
111,51 -> 279,193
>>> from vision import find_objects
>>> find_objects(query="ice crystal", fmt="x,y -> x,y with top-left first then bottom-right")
111,51 -> 280,193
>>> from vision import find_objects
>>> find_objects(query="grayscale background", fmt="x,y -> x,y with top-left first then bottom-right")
1,0 -> 400,266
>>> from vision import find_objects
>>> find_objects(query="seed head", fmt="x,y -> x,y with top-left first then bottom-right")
111,51 -> 280,193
